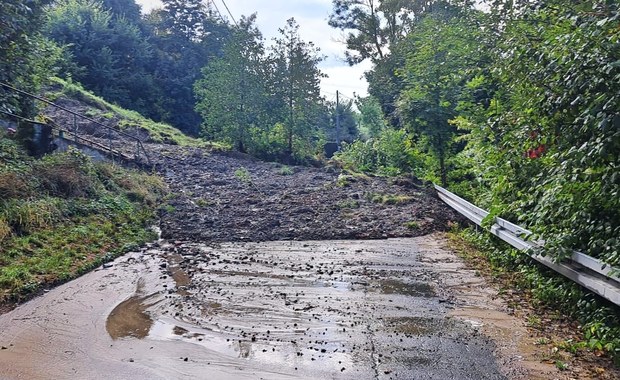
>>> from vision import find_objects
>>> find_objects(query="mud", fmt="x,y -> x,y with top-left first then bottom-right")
145,144 -> 463,243
0,236 -> 534,380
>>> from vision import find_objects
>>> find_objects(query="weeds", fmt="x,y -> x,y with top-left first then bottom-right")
338,200 -> 360,209
0,135 -> 165,303
234,167 -> 252,184
404,221 -> 419,229
278,166 -> 294,175
367,192 -> 414,205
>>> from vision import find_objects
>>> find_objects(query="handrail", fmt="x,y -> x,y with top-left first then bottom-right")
0,82 -> 150,165
435,184 -> 620,306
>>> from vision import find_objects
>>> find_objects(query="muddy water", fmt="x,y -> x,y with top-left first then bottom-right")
0,235 -> 555,379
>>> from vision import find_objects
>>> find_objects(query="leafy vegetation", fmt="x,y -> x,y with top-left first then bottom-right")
0,133 -> 166,302
331,0 -> 620,362
195,17 -> 329,162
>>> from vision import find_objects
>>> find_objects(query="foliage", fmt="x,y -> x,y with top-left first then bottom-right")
44,0 -> 157,116
397,11 -> 486,185
335,128 -> 426,176
195,15 -> 266,152
356,95 -> 386,138
269,18 -> 326,158
0,0 -> 61,116
477,1 -> 620,266
328,0 -> 444,64
195,17 -> 328,163
0,133 -> 165,301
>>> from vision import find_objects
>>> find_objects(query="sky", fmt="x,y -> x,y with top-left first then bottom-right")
134,0 -> 371,100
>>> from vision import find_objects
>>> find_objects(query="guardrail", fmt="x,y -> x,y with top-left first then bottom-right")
435,184 -> 620,306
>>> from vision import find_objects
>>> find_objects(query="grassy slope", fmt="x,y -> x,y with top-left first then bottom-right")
0,132 -> 166,303
46,77 -> 228,149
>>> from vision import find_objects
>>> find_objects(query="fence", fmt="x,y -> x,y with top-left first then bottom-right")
0,82 -> 150,166
435,184 -> 620,306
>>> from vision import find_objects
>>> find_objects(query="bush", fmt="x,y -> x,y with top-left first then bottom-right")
34,149 -> 97,198
334,128 -> 426,176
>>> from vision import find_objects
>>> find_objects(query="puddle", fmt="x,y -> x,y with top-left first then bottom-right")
379,279 -> 435,298
106,293 -> 158,339
167,254 -> 191,288
384,316 -> 441,336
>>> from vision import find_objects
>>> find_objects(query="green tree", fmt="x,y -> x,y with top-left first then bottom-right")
269,18 -> 326,159
478,0 -> 620,264
145,0 -> 230,134
356,96 -> 386,138
397,12 -> 483,185
0,0 -> 60,116
44,0 -> 156,115
194,15 -> 266,152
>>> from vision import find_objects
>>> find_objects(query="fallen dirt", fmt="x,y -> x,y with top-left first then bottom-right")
148,144 -> 462,242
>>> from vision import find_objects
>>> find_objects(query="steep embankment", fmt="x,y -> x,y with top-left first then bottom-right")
0,132 -> 165,305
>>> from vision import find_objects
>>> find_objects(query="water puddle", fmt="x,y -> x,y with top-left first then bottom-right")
106,293 -> 159,339
384,316 -> 441,336
167,254 -> 191,288
379,279 -> 436,298
106,279 -> 160,339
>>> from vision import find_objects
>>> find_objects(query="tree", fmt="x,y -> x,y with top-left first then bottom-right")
44,0 -> 156,115
194,15 -> 266,152
145,0 -> 230,134
0,0 -> 59,116
328,0 -> 456,65
100,0 -> 142,23
477,0 -> 620,264
356,96 -> 386,138
397,12 -> 483,185
269,18 -> 326,158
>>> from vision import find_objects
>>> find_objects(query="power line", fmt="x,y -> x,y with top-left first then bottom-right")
207,0 -> 226,23
220,0 -> 238,27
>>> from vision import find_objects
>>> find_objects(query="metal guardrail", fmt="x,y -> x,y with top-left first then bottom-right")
0,82 -> 151,166
435,184 -> 620,306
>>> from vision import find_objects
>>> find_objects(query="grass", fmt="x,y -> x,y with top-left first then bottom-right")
404,221 -> 419,229
47,77 -> 228,150
0,134 -> 166,303
278,166 -> 294,175
234,167 -> 252,184
338,199 -> 360,209
367,192 -> 414,205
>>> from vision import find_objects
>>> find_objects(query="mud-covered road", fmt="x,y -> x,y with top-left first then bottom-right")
0,146 -> 570,379
0,235 -> 564,379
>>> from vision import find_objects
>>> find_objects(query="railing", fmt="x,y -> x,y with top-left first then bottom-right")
0,82 -> 150,166
435,184 -> 620,306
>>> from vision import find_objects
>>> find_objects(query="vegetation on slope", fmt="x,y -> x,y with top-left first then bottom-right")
46,77 -> 222,148
0,132 -> 166,303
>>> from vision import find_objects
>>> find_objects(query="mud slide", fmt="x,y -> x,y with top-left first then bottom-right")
0,235 -> 564,379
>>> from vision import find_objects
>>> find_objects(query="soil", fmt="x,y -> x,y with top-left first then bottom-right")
148,144 -> 463,243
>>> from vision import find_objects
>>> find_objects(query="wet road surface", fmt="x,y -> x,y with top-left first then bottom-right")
0,236 -> 559,379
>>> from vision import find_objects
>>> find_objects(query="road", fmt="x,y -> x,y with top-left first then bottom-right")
0,235 -> 561,379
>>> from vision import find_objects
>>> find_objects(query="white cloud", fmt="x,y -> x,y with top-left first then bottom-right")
134,0 -> 370,97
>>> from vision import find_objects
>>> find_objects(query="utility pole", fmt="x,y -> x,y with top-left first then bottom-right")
336,90 -> 341,150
